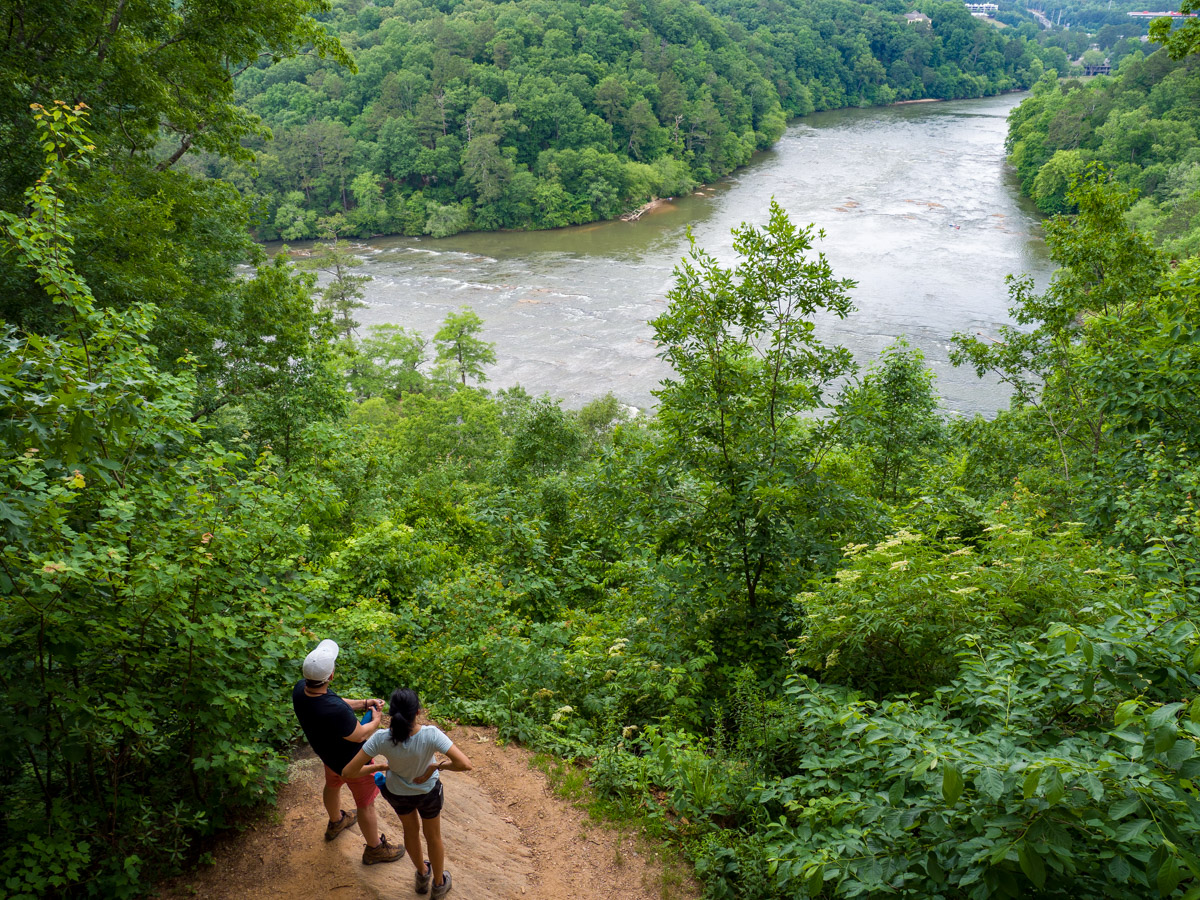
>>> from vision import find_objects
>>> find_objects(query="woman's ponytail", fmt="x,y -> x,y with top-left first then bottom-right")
388,688 -> 420,745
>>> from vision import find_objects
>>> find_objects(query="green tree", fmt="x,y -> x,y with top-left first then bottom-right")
1150,0 -> 1200,60
951,167 -> 1166,481
308,236 -> 370,344
836,338 -> 944,502
353,323 -> 428,399
0,0 -> 353,380
506,397 -> 585,477
651,200 -> 856,625
0,102 -> 320,897
0,0 -> 350,203
434,307 -> 497,386
424,201 -> 470,238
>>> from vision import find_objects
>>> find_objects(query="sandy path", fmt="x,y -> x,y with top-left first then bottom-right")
156,724 -> 696,900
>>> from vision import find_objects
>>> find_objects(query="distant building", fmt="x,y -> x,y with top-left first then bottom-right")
965,2 -> 999,15
904,10 -> 931,23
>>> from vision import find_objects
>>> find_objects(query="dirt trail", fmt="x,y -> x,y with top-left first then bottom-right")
157,725 -> 696,900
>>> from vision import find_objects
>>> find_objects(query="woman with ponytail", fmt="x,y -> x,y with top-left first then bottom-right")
343,689 -> 472,898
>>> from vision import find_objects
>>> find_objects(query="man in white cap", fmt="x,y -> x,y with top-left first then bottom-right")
292,638 -> 404,865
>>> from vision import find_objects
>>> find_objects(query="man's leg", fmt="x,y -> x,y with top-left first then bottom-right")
321,766 -> 359,841
323,778 -> 343,823
357,797 -> 380,846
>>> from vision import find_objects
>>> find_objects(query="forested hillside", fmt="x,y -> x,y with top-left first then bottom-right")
3,1 -> 1200,900
212,0 -> 1065,238
1006,41 -> 1200,258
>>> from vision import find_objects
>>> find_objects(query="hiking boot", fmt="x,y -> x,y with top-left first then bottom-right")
362,833 -> 405,865
431,870 -> 452,899
415,860 -> 432,894
324,809 -> 357,842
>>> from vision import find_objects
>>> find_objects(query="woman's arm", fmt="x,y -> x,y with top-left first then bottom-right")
413,744 -> 473,784
342,748 -> 389,779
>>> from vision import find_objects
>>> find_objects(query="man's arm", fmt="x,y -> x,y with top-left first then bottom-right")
342,705 -> 384,742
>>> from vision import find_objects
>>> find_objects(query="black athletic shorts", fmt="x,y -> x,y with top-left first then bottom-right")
380,779 -> 444,819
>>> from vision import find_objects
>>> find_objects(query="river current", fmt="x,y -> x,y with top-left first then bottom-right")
349,93 -> 1051,415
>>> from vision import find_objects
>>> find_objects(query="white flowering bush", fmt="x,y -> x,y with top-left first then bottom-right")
797,511 -> 1133,695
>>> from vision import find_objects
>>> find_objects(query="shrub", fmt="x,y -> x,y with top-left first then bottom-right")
797,515 -> 1132,695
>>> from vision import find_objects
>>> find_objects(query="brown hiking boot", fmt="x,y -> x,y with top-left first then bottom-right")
362,833 -> 405,865
324,809 -> 357,842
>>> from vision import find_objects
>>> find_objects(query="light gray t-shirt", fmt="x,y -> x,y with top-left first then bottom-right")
362,724 -> 454,795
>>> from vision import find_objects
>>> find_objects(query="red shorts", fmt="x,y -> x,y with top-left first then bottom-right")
324,764 -> 379,808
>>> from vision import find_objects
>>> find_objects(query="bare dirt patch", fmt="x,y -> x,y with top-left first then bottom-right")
156,724 -> 697,900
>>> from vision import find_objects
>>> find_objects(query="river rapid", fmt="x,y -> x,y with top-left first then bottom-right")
349,92 -> 1051,416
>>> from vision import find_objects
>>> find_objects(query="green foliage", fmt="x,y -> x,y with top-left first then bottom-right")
433,306 -> 497,386
351,323 -> 428,400
1005,48 -> 1200,256
1080,256 -> 1200,448
588,588 -> 1199,900
1150,0 -> 1200,60
0,109 -> 322,896
304,238 -> 371,344
232,0 -> 1063,238
7,45 -> 1200,900
507,398 -> 585,478
836,338 -> 944,503
0,0 -> 352,384
201,252 -> 347,463
951,168 -> 1166,484
798,515 -> 1130,695
652,201 -> 856,634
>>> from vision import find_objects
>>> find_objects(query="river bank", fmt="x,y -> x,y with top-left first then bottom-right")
296,94 -> 1050,416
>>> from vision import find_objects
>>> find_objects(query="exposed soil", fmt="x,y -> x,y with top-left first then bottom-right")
156,724 -> 698,900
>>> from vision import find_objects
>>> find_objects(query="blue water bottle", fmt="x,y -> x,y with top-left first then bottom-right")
359,709 -> 387,790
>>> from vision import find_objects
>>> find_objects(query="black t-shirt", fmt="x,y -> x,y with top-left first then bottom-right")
292,681 -> 364,773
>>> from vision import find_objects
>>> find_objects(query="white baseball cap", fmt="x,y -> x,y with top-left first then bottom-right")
302,639 -> 339,681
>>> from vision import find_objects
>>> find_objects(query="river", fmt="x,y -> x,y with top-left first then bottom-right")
351,92 -> 1051,415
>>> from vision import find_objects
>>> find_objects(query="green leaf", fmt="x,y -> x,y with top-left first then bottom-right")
926,852 -> 946,884
1115,699 -> 1140,726
1109,796 -> 1142,820
807,865 -> 823,897
1018,843 -> 1046,889
1022,768 -> 1041,800
1155,724 -> 1178,754
1166,739 -> 1195,769
1108,855 -> 1132,882
975,768 -> 1004,801
942,763 -> 964,805
1115,819 -> 1151,843
1158,856 -> 1181,896
1149,702 -> 1184,728
1043,767 -> 1065,805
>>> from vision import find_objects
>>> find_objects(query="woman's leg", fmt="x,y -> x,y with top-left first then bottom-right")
399,809 -> 425,872
422,814 -> 445,886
